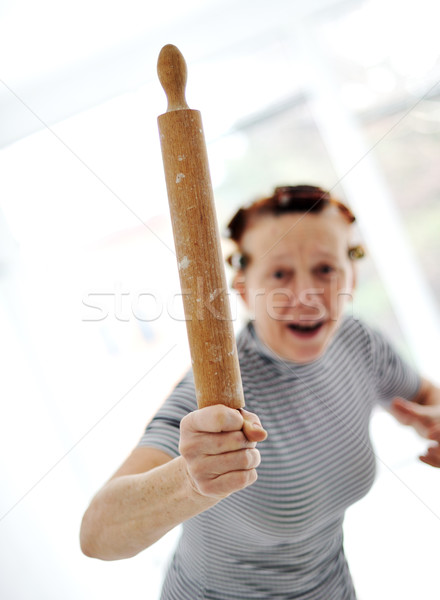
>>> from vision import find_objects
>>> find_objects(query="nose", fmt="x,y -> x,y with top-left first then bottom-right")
287,271 -> 326,322
289,271 -> 315,302
271,271 -> 316,311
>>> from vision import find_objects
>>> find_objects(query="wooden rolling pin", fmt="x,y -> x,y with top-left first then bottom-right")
157,44 -> 244,410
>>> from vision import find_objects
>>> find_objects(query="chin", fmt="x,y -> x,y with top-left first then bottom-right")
257,319 -> 334,364
278,345 -> 324,364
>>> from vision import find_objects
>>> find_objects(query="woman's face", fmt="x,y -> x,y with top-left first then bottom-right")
236,210 -> 356,363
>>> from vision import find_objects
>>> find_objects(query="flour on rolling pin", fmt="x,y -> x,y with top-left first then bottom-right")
157,44 -> 245,410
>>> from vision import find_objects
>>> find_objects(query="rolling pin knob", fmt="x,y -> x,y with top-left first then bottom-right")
157,44 -> 189,112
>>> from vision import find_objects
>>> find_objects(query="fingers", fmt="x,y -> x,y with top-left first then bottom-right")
391,398 -> 422,421
181,427 -> 257,458
182,404 -> 245,433
419,451 -> 440,468
390,398 -> 439,437
189,447 -> 262,497
419,426 -> 440,468
179,405 -> 266,499
196,467 -> 259,498
428,425 -> 440,442
202,446 -> 262,474
180,405 -> 255,456
391,399 -> 440,467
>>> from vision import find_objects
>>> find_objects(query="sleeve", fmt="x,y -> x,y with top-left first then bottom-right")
137,369 -> 197,458
367,325 -> 421,406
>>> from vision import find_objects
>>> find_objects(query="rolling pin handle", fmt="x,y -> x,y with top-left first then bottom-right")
157,44 -> 189,112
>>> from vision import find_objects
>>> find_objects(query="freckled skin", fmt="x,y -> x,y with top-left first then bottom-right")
235,209 -> 356,364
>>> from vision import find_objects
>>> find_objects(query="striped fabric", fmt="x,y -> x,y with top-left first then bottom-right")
139,316 -> 420,599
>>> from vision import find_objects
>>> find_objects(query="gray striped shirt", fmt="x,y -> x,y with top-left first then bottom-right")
139,316 -> 420,599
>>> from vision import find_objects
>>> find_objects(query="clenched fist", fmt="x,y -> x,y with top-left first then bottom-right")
179,405 -> 267,499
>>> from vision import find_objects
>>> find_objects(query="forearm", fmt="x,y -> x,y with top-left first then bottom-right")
80,456 -> 218,560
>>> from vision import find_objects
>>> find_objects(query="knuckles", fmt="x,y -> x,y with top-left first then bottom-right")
181,405 -> 244,434
179,407 -> 263,498
178,435 -> 201,459
210,404 -> 240,429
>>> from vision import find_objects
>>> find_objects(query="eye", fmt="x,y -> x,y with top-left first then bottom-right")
267,266 -> 293,282
273,269 -> 286,279
272,268 -> 292,280
316,264 -> 336,277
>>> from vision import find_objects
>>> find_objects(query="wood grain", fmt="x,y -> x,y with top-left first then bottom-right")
157,44 -> 244,409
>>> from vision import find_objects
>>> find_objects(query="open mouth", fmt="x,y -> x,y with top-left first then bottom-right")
287,321 -> 325,337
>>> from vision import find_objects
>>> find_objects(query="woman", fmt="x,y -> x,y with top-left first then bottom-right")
80,185 -> 440,599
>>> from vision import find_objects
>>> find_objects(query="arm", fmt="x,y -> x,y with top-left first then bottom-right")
390,378 -> 440,467
80,406 -> 267,560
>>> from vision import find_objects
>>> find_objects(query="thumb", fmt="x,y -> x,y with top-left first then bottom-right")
240,409 -> 268,442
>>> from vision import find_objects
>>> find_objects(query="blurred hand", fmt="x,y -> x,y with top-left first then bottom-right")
390,398 -> 440,468
179,405 -> 267,499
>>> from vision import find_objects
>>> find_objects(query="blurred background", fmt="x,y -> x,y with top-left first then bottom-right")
0,0 -> 439,598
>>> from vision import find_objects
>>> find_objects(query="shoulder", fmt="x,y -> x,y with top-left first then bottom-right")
165,369 -> 197,411
138,369 -> 196,456
331,315 -> 374,357
339,316 -> 421,402
340,316 -> 400,362
146,369 -> 197,427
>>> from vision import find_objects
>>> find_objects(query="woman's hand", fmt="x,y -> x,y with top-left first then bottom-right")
391,381 -> 440,467
179,405 -> 267,499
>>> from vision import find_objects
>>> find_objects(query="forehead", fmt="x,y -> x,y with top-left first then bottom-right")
241,211 -> 351,260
